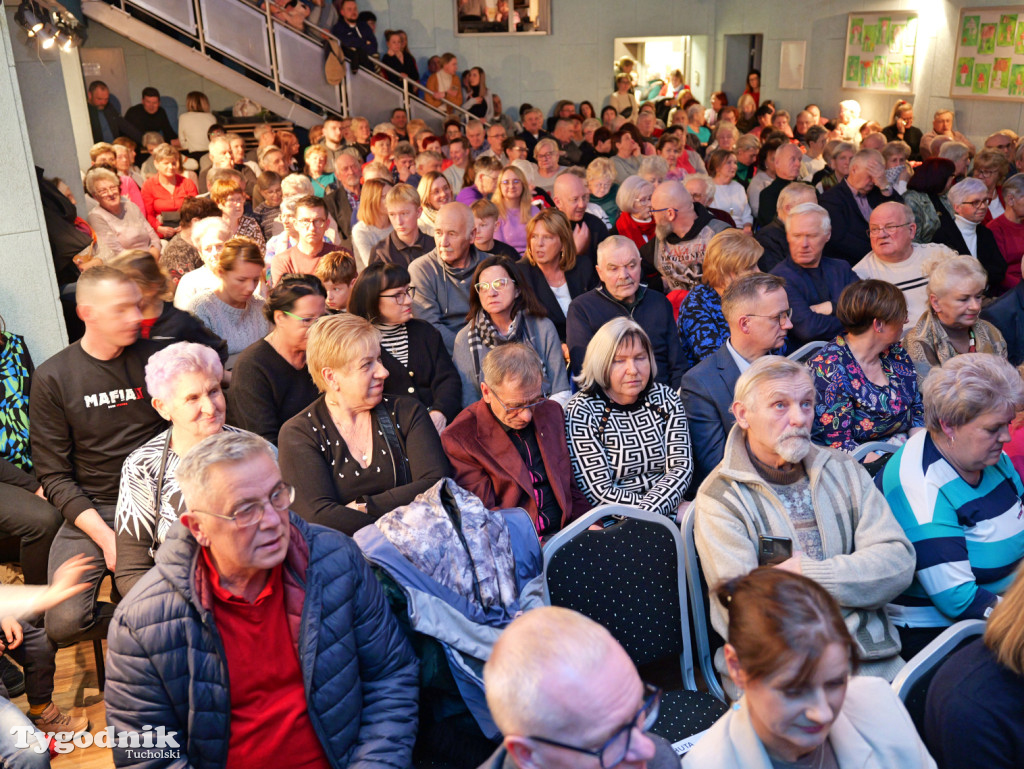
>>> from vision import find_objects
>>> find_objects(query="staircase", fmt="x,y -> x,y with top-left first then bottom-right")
81,0 -> 469,130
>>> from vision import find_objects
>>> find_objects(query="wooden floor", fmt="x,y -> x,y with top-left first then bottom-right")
9,641 -> 114,769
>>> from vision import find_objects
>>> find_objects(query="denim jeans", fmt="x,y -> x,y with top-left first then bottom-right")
0,697 -> 50,768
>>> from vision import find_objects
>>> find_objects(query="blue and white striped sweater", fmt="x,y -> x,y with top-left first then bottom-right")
876,430 -> 1024,627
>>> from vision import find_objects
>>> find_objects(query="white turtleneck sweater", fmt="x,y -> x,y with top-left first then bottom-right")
954,214 -> 978,257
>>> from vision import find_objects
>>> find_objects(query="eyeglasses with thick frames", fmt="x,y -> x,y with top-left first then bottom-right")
474,278 -> 515,292
380,287 -> 416,303
745,307 -> 794,326
960,198 -> 991,209
487,387 -> 547,415
867,222 -> 913,236
191,483 -> 294,527
649,206 -> 677,215
528,684 -> 662,769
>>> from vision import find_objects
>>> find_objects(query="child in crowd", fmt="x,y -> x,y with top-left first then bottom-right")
370,184 -> 434,267
253,171 -> 283,240
471,199 -> 520,259
315,250 -> 357,313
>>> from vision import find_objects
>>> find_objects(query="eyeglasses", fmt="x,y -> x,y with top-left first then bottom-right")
282,310 -> 323,325
973,168 -> 1000,178
191,482 -> 294,527
649,206 -> 677,215
380,287 -> 416,303
867,222 -> 913,236
295,217 -> 328,228
745,308 -> 794,326
535,151 -> 557,159
528,684 -> 661,769
500,179 -> 523,186
487,387 -> 547,415
93,186 -> 120,198
474,278 -> 515,292
960,198 -> 990,208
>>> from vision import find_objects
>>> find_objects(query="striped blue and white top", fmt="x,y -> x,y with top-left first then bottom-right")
876,430 -> 1024,627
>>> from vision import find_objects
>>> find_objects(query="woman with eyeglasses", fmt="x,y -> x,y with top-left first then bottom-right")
565,318 -> 692,518
85,166 -> 161,262
114,342 -> 263,597
210,177 -> 265,251
454,256 -> 570,410
808,280 -> 923,456
348,262 -> 461,433
877,353 -> 1024,660
492,165 -> 541,257
970,149 -> 1012,221
683,568 -> 935,769
184,236 -> 270,369
227,274 -> 326,444
931,178 -> 1007,295
904,254 -> 1007,386
278,314 -> 451,536
532,138 -> 564,194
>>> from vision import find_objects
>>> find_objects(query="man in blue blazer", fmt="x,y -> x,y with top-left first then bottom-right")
820,149 -> 903,265
680,273 -> 792,489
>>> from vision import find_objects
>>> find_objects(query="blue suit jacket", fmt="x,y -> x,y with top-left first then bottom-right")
680,342 -> 741,489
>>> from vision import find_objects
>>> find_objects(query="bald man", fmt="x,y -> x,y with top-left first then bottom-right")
30,266 -> 165,646
552,173 -> 609,264
482,606 -> 681,769
640,180 -> 729,293
820,149 -> 902,265
409,202 -> 486,354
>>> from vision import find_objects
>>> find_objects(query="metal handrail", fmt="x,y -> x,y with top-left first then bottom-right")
364,52 -> 486,126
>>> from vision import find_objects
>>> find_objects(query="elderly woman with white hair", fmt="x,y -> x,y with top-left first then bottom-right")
565,317 -> 693,517
532,138 -> 564,193
173,216 -> 231,309
85,166 -> 161,262
904,253 -> 1008,384
114,342 -> 256,596
277,313 -> 450,536
614,175 -> 656,250
877,353 -> 1024,659
932,177 -> 1008,293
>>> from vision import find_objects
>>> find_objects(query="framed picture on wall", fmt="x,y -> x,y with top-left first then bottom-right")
455,0 -> 550,35
842,11 -> 918,93
779,41 -> 806,90
950,6 -> 1024,100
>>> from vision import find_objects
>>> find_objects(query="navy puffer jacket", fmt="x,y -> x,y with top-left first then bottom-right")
104,513 -> 419,769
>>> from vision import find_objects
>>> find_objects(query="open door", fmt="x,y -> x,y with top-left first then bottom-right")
613,36 -> 691,102
722,34 -> 762,105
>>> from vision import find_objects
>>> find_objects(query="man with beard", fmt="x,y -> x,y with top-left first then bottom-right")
641,181 -> 729,293
693,356 -> 915,689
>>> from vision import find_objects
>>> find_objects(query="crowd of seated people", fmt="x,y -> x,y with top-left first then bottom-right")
13,16 -> 1024,766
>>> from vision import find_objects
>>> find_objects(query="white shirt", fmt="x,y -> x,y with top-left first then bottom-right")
854,243 -> 958,329
725,339 -> 752,373
954,215 -> 979,257
549,281 -> 572,316
713,181 -> 753,227
173,265 -> 219,310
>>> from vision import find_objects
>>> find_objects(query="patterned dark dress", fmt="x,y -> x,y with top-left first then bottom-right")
0,331 -> 33,469
677,283 -> 728,369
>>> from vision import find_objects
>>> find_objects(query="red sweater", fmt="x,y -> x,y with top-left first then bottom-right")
988,213 -> 1024,289
615,212 -> 657,250
141,174 -> 198,230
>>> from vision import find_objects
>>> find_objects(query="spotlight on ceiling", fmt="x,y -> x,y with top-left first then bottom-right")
14,1 -> 45,36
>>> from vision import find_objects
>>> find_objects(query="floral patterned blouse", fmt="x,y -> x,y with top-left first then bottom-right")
677,283 -> 727,369
809,335 -> 924,453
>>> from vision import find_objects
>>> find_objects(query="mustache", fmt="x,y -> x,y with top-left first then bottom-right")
779,428 -> 811,441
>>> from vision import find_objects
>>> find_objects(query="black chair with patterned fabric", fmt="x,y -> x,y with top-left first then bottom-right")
542,505 -> 727,752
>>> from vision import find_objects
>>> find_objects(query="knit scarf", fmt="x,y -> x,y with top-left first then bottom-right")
467,309 -> 524,389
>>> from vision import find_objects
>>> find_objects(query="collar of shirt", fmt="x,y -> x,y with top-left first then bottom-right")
202,547 -> 279,606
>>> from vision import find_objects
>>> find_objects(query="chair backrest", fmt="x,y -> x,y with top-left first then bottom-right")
680,506 -> 727,702
851,441 -> 901,462
787,340 -> 826,362
891,619 -> 986,732
542,505 -> 697,690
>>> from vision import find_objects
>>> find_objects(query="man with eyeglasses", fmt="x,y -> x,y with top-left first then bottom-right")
681,273 -> 793,489
271,194 -> 348,286
410,202 -> 487,355
106,431 -> 419,768
481,124 -> 509,163
820,149 -> 902,266
443,344 -> 589,539
481,606 -> 677,769
983,130 -> 1017,159
771,203 -> 858,347
855,202 -> 957,330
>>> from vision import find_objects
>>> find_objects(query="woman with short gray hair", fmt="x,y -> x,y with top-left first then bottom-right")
86,166 -> 161,262
877,352 -> 1024,659
904,253 -> 1007,384
114,342 -> 255,596
933,177 -> 1007,292
614,175 -> 655,250
565,317 -> 692,518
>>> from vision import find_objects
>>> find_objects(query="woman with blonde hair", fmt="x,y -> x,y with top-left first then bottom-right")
926,559 -> 1024,769
735,93 -> 758,134
277,313 -> 450,535
904,253 -> 1008,384
303,144 -> 335,197
492,165 -> 540,256
425,52 -> 463,114
351,177 -> 394,271
416,171 -> 452,238
613,175 -> 655,250
585,157 -> 619,226
177,91 -> 218,155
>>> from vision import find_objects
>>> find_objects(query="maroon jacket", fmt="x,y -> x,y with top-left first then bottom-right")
442,399 -> 590,534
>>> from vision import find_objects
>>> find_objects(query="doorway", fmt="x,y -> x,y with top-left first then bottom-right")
722,34 -> 762,105
613,36 -> 691,103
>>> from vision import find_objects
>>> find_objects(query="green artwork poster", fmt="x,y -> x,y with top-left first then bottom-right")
873,57 -> 886,83
962,15 -> 980,47
879,17 -> 891,43
849,18 -> 863,46
860,61 -> 873,88
901,56 -> 914,84
955,56 -> 974,88
979,23 -> 997,54
973,62 -> 992,94
845,56 -> 860,82
998,14 -> 1018,46
885,63 -> 899,89
1016,21 -> 1024,54
1009,64 -> 1024,95
993,57 -> 1012,90
863,24 -> 877,52
889,23 -> 905,53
